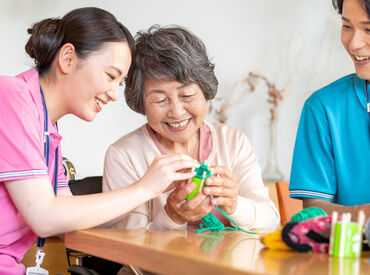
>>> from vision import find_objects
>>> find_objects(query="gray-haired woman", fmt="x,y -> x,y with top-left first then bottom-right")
103,25 -> 279,230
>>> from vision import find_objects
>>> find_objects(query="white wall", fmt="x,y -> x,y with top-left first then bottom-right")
0,0 -> 354,180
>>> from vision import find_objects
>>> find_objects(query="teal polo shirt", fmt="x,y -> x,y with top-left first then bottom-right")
290,74 -> 370,206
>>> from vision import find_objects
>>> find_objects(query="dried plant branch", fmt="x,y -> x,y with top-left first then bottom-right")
209,71 -> 285,123
209,33 -> 310,124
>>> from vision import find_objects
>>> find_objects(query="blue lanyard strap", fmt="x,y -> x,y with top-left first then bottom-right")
41,88 -> 50,166
38,86 -> 59,248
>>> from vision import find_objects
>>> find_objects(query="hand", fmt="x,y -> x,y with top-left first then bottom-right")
165,181 -> 213,224
139,154 -> 197,199
203,166 -> 240,215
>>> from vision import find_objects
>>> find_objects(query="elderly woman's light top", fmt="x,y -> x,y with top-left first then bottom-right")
102,25 -> 280,230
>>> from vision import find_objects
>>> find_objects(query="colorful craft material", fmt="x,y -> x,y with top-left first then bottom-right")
282,216 -> 332,253
329,211 -> 365,258
187,162 -> 256,235
290,207 -> 327,223
261,231 -> 292,251
186,162 -> 212,200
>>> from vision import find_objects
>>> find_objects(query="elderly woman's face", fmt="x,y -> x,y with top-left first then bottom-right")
143,79 -> 207,144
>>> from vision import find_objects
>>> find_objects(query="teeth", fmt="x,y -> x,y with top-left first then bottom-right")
355,55 -> 370,61
96,99 -> 103,109
168,120 -> 189,129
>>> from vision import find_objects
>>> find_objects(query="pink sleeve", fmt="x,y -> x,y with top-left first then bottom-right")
0,77 -> 48,182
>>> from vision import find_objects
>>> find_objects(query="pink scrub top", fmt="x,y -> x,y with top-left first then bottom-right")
0,69 -> 68,274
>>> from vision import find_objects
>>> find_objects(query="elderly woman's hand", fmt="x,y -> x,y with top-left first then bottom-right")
165,182 -> 213,224
203,166 -> 240,215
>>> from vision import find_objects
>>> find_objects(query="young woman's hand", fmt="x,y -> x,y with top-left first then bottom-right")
4,155 -> 196,237
138,154 -> 197,199
203,166 -> 240,215
165,182 -> 213,224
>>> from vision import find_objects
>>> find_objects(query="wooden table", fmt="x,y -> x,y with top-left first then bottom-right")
65,229 -> 370,275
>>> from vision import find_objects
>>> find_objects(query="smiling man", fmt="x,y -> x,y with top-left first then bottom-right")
289,0 -> 370,220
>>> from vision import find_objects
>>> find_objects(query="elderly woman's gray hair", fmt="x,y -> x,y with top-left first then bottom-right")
125,25 -> 218,114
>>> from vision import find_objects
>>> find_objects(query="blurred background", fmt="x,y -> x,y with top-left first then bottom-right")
0,0 -> 354,180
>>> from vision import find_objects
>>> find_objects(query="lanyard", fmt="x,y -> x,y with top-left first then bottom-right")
37,86 -> 59,249
365,80 -> 370,135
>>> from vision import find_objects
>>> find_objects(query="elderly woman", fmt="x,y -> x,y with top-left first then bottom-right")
103,25 -> 279,230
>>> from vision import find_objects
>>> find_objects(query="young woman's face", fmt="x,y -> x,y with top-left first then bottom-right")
143,79 -> 207,145
341,0 -> 370,80
67,41 -> 132,122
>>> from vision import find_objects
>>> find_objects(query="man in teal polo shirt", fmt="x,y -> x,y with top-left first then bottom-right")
289,0 -> 370,219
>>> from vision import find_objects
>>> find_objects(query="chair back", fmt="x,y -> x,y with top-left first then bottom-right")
69,176 -> 102,195
62,157 -> 76,180
275,182 -> 303,225
62,159 -> 105,271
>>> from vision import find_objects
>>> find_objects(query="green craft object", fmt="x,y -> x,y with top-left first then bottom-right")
186,177 -> 203,200
201,213 -> 225,232
196,206 -> 257,235
290,207 -> 327,223
332,222 -> 362,258
185,163 -> 257,235
186,162 -> 212,200
193,163 -> 213,179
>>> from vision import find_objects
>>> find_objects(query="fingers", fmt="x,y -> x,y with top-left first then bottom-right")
201,166 -> 239,214
163,182 -> 176,193
209,166 -> 236,181
203,186 -> 236,198
182,192 -> 212,211
210,165 -> 227,176
163,180 -> 186,193
155,153 -> 196,167
167,185 -> 212,222
208,167 -> 234,186
184,197 -> 213,221
157,154 -> 199,175
169,181 -> 211,206
169,181 -> 197,203
211,196 -> 237,210
179,193 -> 212,222
205,174 -> 234,189
172,171 -> 197,182
150,154 -> 198,184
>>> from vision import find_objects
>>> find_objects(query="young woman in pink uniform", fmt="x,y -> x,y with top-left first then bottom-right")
0,7 -> 196,274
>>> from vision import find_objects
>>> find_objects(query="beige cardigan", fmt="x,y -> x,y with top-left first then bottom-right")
103,121 -> 280,230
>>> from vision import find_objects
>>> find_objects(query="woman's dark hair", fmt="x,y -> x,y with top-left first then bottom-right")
125,25 -> 218,114
332,0 -> 370,17
25,7 -> 135,76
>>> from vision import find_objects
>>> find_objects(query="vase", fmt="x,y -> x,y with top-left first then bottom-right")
262,118 -> 284,183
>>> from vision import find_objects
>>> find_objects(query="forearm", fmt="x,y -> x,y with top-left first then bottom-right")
229,195 -> 280,230
48,185 -> 152,235
57,187 -> 73,196
100,204 -> 150,230
303,198 -> 370,220
6,178 -> 152,237
7,153 -> 196,237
